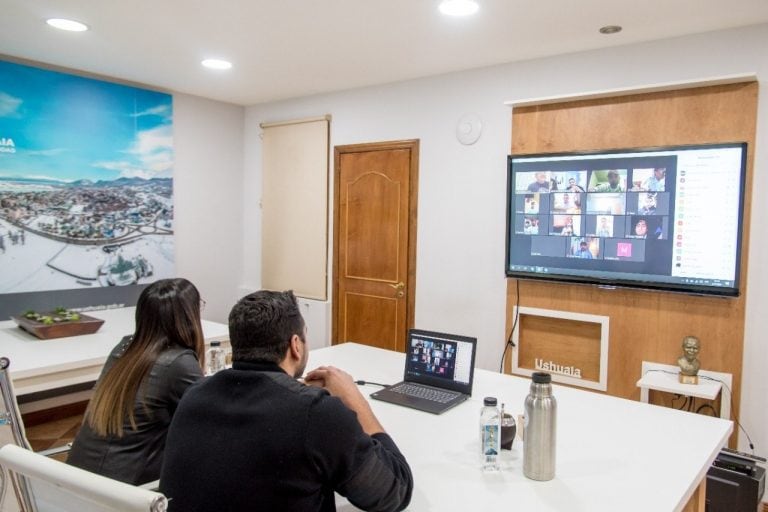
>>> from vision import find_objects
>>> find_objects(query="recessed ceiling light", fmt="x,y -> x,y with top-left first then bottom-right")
599,25 -> 622,35
46,18 -> 89,32
439,0 -> 479,17
201,59 -> 233,70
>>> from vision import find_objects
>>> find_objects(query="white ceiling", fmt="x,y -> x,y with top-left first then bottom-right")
2,1 -> 767,106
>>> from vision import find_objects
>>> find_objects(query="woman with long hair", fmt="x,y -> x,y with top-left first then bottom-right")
67,278 -> 206,484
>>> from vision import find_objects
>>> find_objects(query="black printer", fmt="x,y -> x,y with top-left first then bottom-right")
706,448 -> 765,512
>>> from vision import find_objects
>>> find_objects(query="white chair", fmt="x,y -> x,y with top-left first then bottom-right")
1,357 -> 167,511
0,357 -> 31,451
0,444 -> 168,512
0,356 -> 35,512
0,357 -> 72,456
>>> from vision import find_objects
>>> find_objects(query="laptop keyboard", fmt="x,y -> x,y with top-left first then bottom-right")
390,383 -> 459,403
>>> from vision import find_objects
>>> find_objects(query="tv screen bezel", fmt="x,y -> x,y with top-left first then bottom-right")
505,142 -> 748,298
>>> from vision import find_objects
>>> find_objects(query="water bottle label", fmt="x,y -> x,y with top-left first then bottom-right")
482,425 -> 500,457
207,349 -> 225,374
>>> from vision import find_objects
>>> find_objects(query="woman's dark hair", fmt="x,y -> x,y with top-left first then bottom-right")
84,278 -> 205,436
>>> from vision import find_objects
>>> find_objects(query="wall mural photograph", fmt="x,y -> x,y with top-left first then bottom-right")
0,60 -> 174,295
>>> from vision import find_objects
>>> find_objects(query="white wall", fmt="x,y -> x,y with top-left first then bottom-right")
243,24 -> 768,455
173,93 -> 245,325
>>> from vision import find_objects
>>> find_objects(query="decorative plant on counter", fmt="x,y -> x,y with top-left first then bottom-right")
23,307 -> 82,325
13,307 -> 103,340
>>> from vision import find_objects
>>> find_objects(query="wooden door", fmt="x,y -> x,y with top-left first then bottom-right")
333,140 -> 418,352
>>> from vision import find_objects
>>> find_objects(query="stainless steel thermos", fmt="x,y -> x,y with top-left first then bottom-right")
523,372 -> 557,481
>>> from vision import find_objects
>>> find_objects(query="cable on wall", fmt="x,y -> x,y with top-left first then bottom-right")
499,279 -> 521,374
699,374 -> 756,453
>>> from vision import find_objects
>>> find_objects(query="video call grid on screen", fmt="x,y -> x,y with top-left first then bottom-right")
512,160 -> 675,262
407,334 -> 473,385
506,144 -> 746,293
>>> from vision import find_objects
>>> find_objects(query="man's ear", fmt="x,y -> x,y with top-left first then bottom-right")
289,334 -> 303,360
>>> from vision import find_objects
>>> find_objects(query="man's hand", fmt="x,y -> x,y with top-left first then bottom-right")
304,366 -> 384,435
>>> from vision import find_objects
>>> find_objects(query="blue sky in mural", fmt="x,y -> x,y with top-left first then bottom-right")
0,59 -> 172,183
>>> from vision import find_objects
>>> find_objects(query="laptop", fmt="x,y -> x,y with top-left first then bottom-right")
370,329 -> 477,414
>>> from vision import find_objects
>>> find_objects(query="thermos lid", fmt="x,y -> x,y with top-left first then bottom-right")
532,372 -> 551,384
483,396 -> 498,406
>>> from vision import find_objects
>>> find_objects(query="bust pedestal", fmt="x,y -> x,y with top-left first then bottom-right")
678,374 -> 699,385
637,361 -> 731,421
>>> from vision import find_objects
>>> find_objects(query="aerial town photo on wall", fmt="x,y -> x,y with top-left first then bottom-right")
0,59 -> 174,294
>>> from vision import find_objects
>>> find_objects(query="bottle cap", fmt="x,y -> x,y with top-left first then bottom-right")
532,372 -> 551,384
483,397 -> 498,406
210,341 -> 221,347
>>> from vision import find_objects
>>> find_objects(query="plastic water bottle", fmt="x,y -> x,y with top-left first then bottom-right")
480,396 -> 501,471
523,372 -> 557,481
206,341 -> 226,375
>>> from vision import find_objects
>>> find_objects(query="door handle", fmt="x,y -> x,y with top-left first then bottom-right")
388,282 -> 405,291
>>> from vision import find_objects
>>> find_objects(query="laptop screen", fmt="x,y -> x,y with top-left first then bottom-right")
404,329 -> 477,395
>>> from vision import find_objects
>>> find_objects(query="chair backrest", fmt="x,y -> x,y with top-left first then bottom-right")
0,444 -> 168,512
0,357 -> 31,450
0,357 -> 34,511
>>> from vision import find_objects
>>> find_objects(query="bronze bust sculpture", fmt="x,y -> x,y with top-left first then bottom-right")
677,335 -> 701,384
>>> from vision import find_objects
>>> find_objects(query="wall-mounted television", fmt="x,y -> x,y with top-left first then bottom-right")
505,143 -> 747,297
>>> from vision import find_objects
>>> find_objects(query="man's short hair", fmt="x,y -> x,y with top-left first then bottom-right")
607,170 -> 619,177
228,290 -> 305,363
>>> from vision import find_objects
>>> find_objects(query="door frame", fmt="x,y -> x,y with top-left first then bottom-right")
331,139 -> 419,348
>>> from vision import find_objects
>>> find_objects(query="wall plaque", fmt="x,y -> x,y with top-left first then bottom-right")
511,306 -> 609,391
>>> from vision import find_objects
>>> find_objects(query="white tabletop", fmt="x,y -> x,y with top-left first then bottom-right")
309,342 -> 732,512
0,307 -> 229,396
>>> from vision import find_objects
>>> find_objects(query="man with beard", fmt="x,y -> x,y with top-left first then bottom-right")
591,169 -> 624,192
160,290 -> 412,512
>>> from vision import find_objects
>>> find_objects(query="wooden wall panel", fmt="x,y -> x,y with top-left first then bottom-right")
507,82 -> 758,446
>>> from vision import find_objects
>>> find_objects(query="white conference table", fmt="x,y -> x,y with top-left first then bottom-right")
308,342 -> 732,512
0,307 -> 229,396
